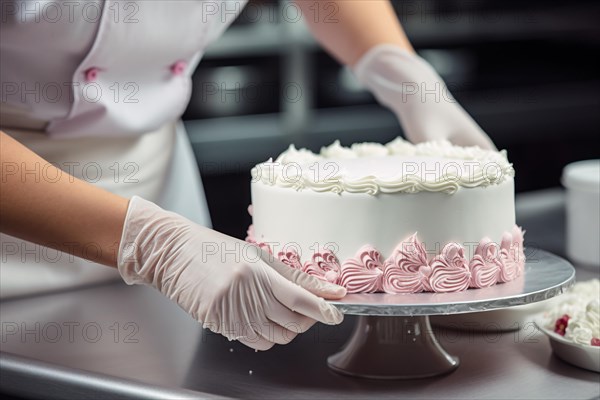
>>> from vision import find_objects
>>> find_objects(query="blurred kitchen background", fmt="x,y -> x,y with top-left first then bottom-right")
182,0 -> 600,238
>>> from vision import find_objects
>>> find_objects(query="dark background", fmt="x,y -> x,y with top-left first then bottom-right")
182,0 -> 600,239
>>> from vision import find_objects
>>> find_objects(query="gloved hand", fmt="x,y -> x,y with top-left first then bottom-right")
117,196 -> 346,350
353,44 -> 496,150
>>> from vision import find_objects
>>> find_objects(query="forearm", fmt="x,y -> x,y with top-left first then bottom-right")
296,0 -> 413,66
0,131 -> 129,267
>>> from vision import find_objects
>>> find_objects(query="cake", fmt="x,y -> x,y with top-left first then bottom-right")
247,138 -> 525,294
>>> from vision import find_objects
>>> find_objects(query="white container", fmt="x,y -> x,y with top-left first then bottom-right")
534,317 -> 600,373
562,160 -> 600,269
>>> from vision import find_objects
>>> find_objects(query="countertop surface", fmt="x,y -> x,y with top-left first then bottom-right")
1,188 -> 599,399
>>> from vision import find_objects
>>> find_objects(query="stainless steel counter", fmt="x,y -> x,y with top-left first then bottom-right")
1,188 -> 599,399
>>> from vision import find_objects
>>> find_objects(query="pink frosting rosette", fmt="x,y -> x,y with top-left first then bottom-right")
253,241 -> 273,254
429,243 -> 471,292
469,238 -> 502,288
382,233 -> 432,294
303,248 -> 341,284
245,205 -> 274,254
245,224 -> 255,243
245,225 -> 273,255
245,205 -> 257,243
339,245 -> 384,293
244,209 -> 526,293
277,247 -> 303,270
511,225 -> 526,275
245,205 -> 255,242
498,230 -> 522,283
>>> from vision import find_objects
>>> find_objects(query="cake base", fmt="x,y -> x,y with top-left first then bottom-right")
326,249 -> 574,379
328,315 -> 459,379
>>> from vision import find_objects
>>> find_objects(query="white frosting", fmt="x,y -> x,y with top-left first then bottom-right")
386,137 -> 417,156
542,279 -> 600,346
320,140 -> 358,159
251,173 -> 515,262
273,145 -> 321,165
252,138 -> 514,195
350,142 -> 390,157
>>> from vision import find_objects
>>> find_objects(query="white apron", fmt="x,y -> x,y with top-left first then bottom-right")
0,121 -> 211,298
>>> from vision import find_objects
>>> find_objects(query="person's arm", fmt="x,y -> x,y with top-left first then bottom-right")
296,0 -> 496,149
295,0 -> 413,66
0,130 -> 128,267
1,130 -> 344,350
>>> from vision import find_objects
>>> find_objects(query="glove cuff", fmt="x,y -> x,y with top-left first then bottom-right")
353,44 -> 436,87
117,196 -> 164,286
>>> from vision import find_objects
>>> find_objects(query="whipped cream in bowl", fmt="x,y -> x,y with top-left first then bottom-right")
534,279 -> 600,372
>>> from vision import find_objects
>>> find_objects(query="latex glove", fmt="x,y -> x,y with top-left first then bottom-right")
353,44 -> 496,150
117,196 -> 345,351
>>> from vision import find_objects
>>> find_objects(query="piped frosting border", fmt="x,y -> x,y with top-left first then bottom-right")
246,223 -> 525,294
251,138 -> 515,195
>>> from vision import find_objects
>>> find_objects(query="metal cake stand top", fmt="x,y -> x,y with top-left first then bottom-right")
329,249 -> 575,316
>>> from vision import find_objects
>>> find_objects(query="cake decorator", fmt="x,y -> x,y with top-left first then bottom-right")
0,1 -> 495,350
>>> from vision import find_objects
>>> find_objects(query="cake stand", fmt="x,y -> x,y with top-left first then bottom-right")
327,249 -> 575,379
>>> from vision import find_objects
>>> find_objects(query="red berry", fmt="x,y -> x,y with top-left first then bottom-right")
554,314 -> 570,336
591,338 -> 600,346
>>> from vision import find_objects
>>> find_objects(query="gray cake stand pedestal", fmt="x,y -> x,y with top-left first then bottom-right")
327,249 -> 575,379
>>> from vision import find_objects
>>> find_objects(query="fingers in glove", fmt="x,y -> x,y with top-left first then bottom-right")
237,317 -> 300,346
237,321 -> 298,351
288,267 -> 347,300
264,255 -> 347,300
213,278 -> 303,346
266,302 -> 317,334
270,272 -> 344,325
234,320 -> 298,348
205,318 -> 290,349
262,320 -> 300,345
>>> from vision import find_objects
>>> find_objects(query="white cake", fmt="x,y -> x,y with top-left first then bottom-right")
248,138 -> 525,294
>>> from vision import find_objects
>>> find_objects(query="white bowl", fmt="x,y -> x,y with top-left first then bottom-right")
562,159 -> 600,270
534,316 -> 600,372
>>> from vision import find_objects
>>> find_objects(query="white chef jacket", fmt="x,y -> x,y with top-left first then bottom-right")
0,0 -> 248,297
